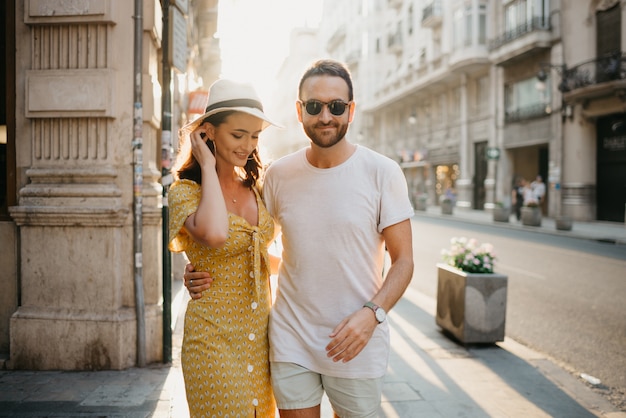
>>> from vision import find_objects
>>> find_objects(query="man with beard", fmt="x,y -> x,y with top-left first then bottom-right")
186,59 -> 414,417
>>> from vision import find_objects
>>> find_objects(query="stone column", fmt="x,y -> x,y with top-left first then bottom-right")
8,0 -> 163,370
456,73 -> 473,209
485,66 -> 498,209
561,111 -> 596,221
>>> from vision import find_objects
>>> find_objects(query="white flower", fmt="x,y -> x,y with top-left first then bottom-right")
441,237 -> 496,274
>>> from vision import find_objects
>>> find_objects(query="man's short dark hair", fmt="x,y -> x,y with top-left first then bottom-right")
298,59 -> 354,101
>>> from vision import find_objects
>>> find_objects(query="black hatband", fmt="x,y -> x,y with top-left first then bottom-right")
205,99 -> 263,113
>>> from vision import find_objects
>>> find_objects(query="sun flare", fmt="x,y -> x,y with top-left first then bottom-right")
217,0 -> 322,104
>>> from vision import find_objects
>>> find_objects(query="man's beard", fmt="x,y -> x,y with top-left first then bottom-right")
303,122 -> 349,149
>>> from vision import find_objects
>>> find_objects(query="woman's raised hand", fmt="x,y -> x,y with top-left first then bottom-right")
189,124 -> 216,169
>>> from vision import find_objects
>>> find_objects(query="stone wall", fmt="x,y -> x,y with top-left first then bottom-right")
7,0 -> 163,370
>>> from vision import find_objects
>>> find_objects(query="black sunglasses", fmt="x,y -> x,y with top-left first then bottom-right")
299,99 -> 350,116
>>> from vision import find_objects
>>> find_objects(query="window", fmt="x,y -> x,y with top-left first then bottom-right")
476,76 -> 489,113
450,88 -> 461,120
453,7 -> 464,49
596,3 -> 621,57
505,0 -> 550,33
453,1 -> 488,49
464,6 -> 472,47
504,76 -> 550,121
479,4 -> 487,45
505,0 -> 527,32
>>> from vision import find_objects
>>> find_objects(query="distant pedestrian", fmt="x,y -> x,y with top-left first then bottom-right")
522,178 -> 537,206
512,177 -> 525,220
531,175 -> 546,203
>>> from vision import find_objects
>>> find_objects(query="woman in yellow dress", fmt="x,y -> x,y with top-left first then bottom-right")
168,79 -> 280,417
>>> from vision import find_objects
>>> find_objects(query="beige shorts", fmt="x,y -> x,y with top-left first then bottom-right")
270,362 -> 383,418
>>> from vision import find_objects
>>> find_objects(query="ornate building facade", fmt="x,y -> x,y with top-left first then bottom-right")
314,0 -> 625,222
0,0 -> 220,370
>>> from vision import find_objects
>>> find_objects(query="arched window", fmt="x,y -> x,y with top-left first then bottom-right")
596,3 -> 621,57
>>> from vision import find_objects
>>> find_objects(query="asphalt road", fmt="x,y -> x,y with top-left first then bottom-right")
409,216 -> 626,411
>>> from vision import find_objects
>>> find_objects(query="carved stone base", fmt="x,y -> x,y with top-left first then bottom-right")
9,305 -> 162,370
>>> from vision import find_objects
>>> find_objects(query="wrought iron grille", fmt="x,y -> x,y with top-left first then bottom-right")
560,52 -> 626,92
489,17 -> 550,51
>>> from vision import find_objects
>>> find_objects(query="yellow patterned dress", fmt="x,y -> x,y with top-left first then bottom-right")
168,179 -> 276,418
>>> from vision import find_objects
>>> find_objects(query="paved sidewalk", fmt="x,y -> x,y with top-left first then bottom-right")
415,205 -> 626,245
0,209 -> 624,417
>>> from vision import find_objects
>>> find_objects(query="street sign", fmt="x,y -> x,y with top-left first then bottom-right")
486,147 -> 500,160
169,7 -> 187,73
187,90 -> 209,114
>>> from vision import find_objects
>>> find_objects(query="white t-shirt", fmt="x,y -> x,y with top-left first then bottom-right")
532,181 -> 546,201
263,145 -> 414,378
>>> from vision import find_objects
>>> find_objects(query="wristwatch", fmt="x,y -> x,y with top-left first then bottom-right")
363,301 -> 386,324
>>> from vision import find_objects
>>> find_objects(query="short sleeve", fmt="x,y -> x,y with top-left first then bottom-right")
379,160 -> 415,232
168,179 -> 201,253
262,168 -> 275,219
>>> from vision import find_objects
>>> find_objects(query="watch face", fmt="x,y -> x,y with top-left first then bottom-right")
375,308 -> 386,323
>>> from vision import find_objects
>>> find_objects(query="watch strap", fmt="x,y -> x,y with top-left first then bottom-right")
363,301 -> 385,323
363,301 -> 378,311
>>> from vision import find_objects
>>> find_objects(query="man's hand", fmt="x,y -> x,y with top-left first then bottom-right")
325,308 -> 378,363
184,263 -> 212,299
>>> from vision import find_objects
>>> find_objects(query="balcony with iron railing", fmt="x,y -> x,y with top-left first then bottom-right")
513,53 -> 626,121
504,103 -> 550,123
422,1 -> 442,28
489,17 -> 552,65
560,52 -> 626,100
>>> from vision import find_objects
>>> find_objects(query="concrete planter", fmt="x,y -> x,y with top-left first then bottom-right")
414,195 -> 428,211
441,200 -> 454,215
556,216 -> 573,231
492,206 -> 509,222
435,263 -> 508,344
521,206 -> 542,226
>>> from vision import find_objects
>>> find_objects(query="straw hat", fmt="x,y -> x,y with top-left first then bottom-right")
180,79 -> 281,135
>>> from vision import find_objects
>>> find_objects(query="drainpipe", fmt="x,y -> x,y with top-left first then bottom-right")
133,0 -> 147,368
161,0 -> 173,364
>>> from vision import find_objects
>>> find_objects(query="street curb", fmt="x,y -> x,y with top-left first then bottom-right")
412,210 -> 626,246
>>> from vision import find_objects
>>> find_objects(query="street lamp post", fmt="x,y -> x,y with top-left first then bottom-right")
536,63 -> 573,120
536,62 -> 569,220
